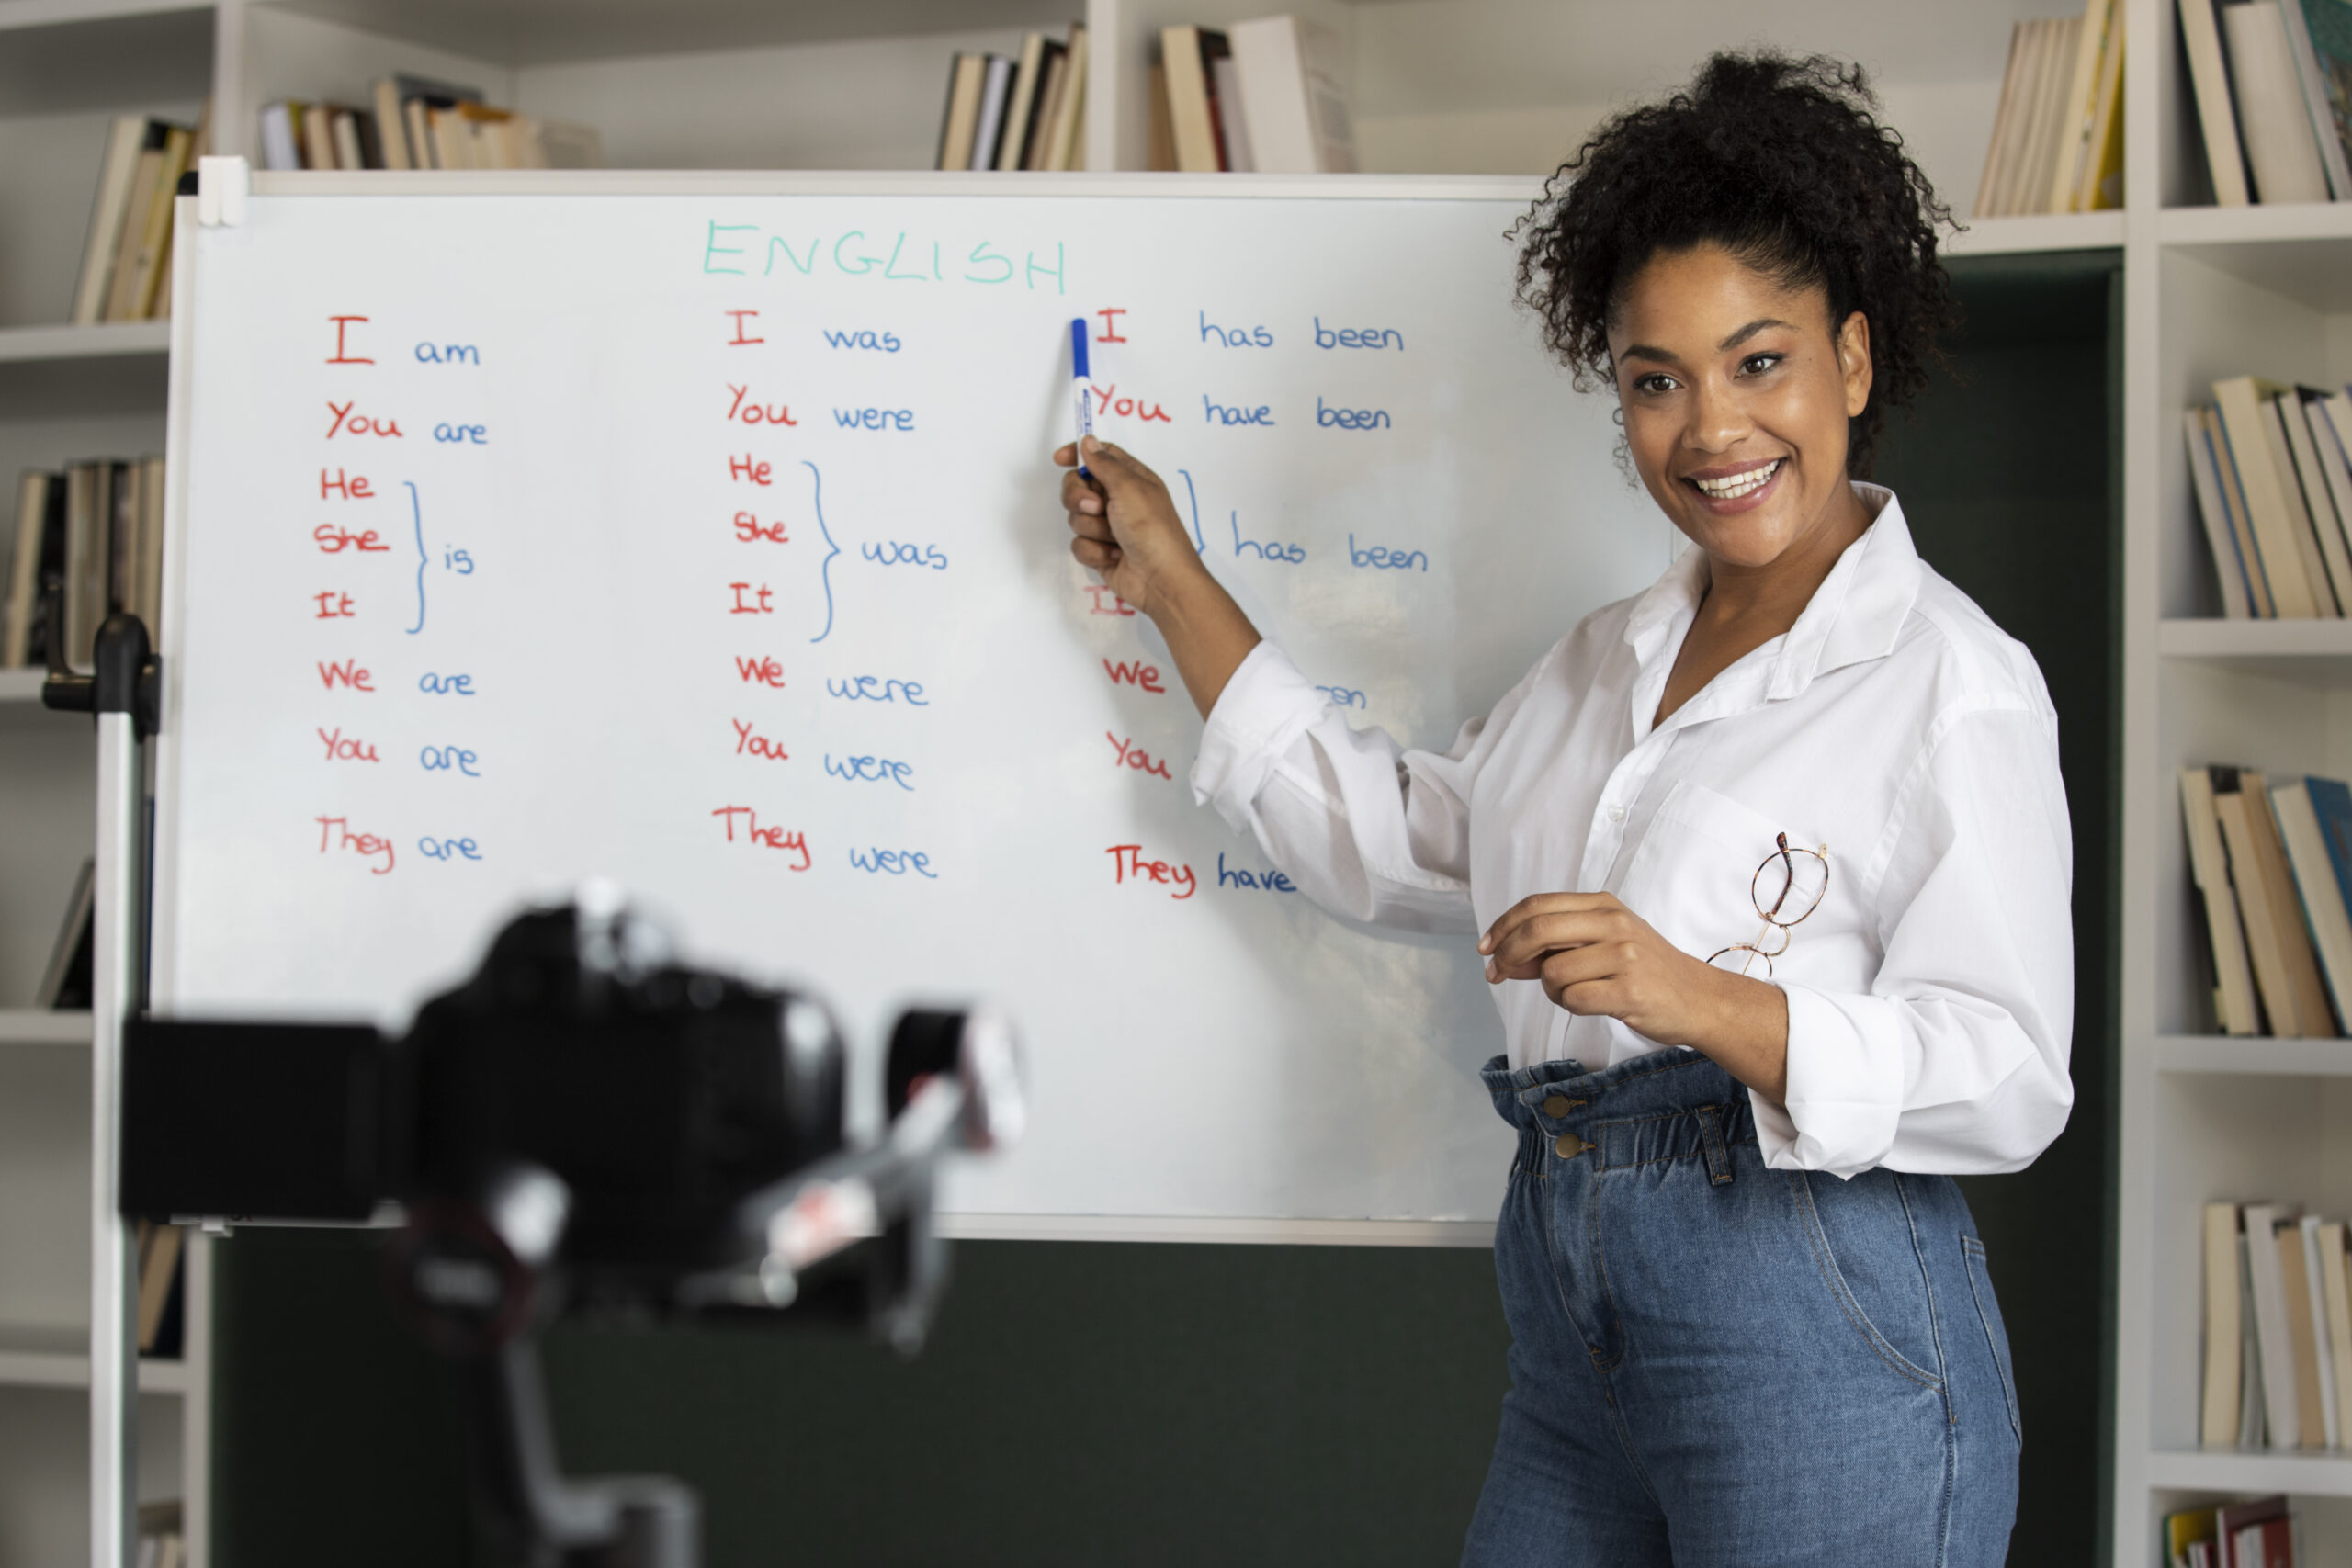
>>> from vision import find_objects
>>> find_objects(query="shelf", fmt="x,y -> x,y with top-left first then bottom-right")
0,325 -> 171,419
0,669 -> 45,705
0,1010 -> 90,1046
2155,1035 -> 2352,1076
0,0 -> 213,118
2160,204 -> 2352,312
0,320 -> 170,365
0,1325 -> 186,1394
2158,619 -> 2352,682
1946,211 -> 2124,257
2148,1448 -> 2352,1498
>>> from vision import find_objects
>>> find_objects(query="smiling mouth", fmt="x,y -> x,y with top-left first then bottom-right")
1687,459 -> 1782,501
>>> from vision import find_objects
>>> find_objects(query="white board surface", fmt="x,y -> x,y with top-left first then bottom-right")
154,178 -> 1674,1235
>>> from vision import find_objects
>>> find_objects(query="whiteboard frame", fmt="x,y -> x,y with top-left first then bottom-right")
156,167 -> 1537,1247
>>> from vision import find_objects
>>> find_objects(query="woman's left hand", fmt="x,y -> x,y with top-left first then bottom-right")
1478,891 -> 1790,1100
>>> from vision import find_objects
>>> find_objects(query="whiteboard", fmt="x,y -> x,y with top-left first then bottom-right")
153,174 -> 1674,1241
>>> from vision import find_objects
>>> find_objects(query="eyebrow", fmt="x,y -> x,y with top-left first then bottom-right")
1617,317 -> 1800,366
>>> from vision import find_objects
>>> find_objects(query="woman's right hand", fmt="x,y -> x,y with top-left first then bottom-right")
1054,436 -> 1210,622
1053,434 -> 1264,719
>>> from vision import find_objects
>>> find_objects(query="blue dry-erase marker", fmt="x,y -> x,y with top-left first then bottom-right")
1070,317 -> 1094,477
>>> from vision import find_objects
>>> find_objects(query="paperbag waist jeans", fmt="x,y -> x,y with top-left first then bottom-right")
1461,1049 -> 2021,1568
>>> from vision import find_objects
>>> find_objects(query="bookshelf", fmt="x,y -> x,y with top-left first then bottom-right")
0,0 -> 2278,1563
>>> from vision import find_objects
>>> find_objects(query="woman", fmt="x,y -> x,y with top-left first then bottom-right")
1056,53 -> 2071,1567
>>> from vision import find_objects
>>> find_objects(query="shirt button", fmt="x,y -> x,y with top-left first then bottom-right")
1542,1094 -> 1572,1117
1606,805 -> 1626,823
1555,1132 -> 1586,1158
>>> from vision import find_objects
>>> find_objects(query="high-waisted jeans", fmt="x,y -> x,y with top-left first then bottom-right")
1461,1049 -> 2020,1568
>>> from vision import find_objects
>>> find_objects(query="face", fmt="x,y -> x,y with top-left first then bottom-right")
1606,243 -> 1872,577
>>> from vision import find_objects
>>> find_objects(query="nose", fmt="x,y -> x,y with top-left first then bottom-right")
1684,372 -> 1753,456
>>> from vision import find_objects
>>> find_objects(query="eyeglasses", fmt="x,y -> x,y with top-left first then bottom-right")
1707,832 -> 1830,978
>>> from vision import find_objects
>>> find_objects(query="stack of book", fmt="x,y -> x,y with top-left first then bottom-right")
261,74 -> 602,172
2,460 -> 167,671
1153,16 -> 1356,174
135,1499 -> 186,1568
2180,0 -> 2352,206
71,111 -> 209,324
2166,1493 -> 2299,1567
936,25 -> 1090,172
1973,0 -> 2124,216
2206,1199 -> 2352,1461
2187,377 -> 2352,618
2180,768 -> 2352,1040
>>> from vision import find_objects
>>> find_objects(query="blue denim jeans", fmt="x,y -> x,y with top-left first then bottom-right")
1461,1050 -> 2020,1568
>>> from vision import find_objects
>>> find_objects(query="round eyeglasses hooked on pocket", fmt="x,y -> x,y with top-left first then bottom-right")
1706,831 -> 1830,978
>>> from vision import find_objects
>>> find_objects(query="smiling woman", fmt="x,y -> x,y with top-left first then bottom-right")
1051,50 -> 2071,1568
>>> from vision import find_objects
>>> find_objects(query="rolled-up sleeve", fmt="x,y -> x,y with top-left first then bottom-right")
1191,640 -> 1539,934
1751,699 -> 2075,1177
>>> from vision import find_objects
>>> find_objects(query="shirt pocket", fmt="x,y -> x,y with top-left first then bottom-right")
1614,780 -> 1824,974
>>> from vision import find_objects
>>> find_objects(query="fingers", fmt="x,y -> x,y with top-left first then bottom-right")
1484,909 -> 1626,982
1080,436 -> 1162,496
1052,441 -> 1077,468
1070,536 -> 1122,573
1477,891 -> 1623,957
1061,468 -> 1106,519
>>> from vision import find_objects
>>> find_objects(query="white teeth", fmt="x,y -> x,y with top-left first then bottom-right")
1692,459 -> 1781,499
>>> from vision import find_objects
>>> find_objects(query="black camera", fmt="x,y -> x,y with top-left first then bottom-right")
121,889 -> 1021,1566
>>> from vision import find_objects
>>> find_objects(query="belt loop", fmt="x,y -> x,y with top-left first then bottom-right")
1696,1104 -> 1734,1186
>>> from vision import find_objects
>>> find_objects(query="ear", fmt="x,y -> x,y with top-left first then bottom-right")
1837,310 -> 1873,418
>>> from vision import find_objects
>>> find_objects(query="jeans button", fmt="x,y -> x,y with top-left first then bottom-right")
1542,1094 -> 1572,1117
1555,1132 -> 1586,1158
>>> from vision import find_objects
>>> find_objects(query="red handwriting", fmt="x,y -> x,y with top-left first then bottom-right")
729,582 -> 775,615
1107,733 -> 1173,780
1102,659 -> 1164,693
1106,843 -> 1195,898
729,454 -> 773,485
726,385 -> 797,426
326,401 -> 402,439
1084,585 -> 1137,616
734,511 -> 788,543
731,719 -> 789,761
314,524 -> 389,553
727,309 -> 764,346
734,655 -> 786,687
321,468 -> 374,500
317,727 -> 379,762
710,806 -> 812,868
1091,383 -> 1171,422
328,315 -> 373,365
313,591 -> 356,619
316,815 -> 394,874
1095,308 -> 1128,343
317,659 -> 374,691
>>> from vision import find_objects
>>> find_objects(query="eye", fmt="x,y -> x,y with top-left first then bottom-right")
1631,372 -> 1679,395
1737,352 -> 1784,377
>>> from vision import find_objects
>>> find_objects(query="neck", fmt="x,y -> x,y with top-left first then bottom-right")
1697,480 -> 1873,631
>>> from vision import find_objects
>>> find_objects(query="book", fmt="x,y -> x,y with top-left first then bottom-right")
2211,406 -> 2278,615
136,1222 -> 184,1354
2278,0 -> 2352,198
102,128 -> 167,321
2073,0 -> 2128,210
35,857 -> 95,1010
1163,25 -> 1225,173
124,125 -> 191,321
2227,1 -> 2334,202
404,98 -> 435,169
4,470 -> 56,669
258,101 -> 300,173
970,53 -> 1017,171
2188,407 -> 2258,617
936,53 -> 989,171
61,461 -> 110,669
1023,46 -> 1069,171
331,107 -> 367,171
2184,0 -> 2256,203
1231,15 -> 1356,175
2297,390 -> 2352,593
300,100 -> 338,171
1148,62 -> 1177,171
996,34 -> 1056,172
372,78 -> 412,170
2244,1226 -> 2269,1445
2047,0 -> 2116,211
2214,769 -> 2332,1036
2168,1502 -> 2222,1568
1992,19 -> 2064,214
2270,777 -> 2352,1027
134,455 -> 164,638
2185,766 -> 2264,1032
1211,51 -> 1255,171
2207,1201 -> 2247,1445
107,457 -> 137,616
2215,378 -> 2326,616
2219,1495 -> 2294,1567
2282,1217 -> 2331,1446
2245,1205 -> 2303,1446
1042,22 -> 1088,171
2274,391 -> 2352,610
2014,17 -> 2085,214
72,117 -> 152,325
2244,770 -> 2342,1032
2301,1215 -> 2340,1446
2321,1221 -> 2352,1449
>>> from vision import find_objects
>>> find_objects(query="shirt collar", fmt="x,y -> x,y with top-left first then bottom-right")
1621,483 -> 1922,703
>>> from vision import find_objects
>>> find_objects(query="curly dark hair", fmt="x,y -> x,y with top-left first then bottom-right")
1513,51 -> 1958,478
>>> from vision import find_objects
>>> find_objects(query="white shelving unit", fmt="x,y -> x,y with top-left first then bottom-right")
2112,0 -> 2352,1560
0,0 -> 2227,1563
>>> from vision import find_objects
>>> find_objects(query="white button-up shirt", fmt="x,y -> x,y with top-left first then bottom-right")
1191,485 -> 2074,1179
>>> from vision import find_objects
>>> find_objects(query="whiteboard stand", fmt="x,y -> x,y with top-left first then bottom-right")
42,601 -> 163,1568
